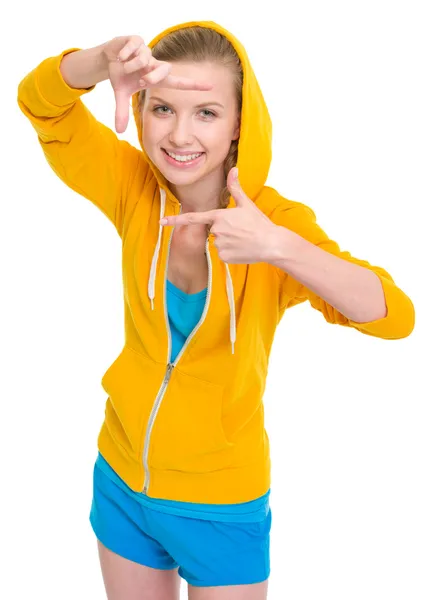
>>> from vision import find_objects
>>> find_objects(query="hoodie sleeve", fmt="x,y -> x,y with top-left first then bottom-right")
271,201 -> 415,340
17,48 -> 149,236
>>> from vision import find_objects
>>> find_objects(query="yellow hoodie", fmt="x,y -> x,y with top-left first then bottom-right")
17,21 -> 415,504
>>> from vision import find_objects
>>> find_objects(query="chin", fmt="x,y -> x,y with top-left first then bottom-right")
160,164 -> 209,186
166,173 -> 204,188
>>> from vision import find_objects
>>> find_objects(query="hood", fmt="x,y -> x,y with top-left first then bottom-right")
131,20 -> 272,207
133,21 -> 273,357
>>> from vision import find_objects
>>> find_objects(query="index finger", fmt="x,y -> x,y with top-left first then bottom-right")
162,75 -> 214,91
160,210 -> 219,226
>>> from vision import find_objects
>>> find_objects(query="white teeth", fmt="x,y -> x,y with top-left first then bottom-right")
165,150 -> 203,162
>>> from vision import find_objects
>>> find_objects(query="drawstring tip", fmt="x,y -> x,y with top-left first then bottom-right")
231,341 -> 235,355
150,298 -> 154,310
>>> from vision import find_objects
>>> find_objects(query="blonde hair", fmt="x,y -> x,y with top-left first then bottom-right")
137,26 -> 243,210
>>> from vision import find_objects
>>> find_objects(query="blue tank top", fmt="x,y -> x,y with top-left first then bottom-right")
96,279 -> 270,522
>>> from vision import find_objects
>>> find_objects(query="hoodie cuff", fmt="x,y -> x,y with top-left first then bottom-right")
35,48 -> 96,108
348,274 -> 415,339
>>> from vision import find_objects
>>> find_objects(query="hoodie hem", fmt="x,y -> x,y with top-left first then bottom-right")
98,421 -> 271,504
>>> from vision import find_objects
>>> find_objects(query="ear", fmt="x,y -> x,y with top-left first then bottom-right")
232,117 -> 241,141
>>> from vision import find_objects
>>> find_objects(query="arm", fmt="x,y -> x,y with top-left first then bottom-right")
17,45 -> 148,235
269,202 -> 415,340
59,43 -> 110,88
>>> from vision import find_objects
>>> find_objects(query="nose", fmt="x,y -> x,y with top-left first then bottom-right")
168,116 -> 194,148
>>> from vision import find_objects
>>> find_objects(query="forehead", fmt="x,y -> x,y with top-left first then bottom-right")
147,61 -> 236,105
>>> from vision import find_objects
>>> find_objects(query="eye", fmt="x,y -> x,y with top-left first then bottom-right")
153,105 -> 172,115
152,106 -> 216,118
200,109 -> 216,118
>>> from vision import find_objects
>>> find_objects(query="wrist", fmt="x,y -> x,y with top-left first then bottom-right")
266,225 -> 304,268
60,43 -> 109,89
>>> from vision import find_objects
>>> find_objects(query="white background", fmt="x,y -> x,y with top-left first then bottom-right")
3,1 -> 424,598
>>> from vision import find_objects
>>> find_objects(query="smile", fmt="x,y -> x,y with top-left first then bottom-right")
161,148 -> 205,168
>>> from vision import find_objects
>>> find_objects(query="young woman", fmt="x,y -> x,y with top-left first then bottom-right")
17,20 -> 415,600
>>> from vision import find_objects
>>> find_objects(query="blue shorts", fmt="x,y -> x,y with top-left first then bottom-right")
89,462 -> 271,587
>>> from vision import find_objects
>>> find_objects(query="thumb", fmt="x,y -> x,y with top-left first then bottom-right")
114,89 -> 130,133
227,167 -> 249,207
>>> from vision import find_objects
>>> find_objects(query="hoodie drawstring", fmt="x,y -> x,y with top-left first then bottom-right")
224,263 -> 236,354
148,188 -> 166,310
148,188 -> 236,354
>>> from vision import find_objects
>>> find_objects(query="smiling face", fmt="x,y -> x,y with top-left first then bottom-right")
141,61 -> 240,197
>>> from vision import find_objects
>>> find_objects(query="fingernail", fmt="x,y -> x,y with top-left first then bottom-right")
159,218 -> 168,225
139,80 -> 147,88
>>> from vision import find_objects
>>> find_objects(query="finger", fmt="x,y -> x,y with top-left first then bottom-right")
122,45 -> 152,74
227,167 -> 250,207
141,60 -> 173,85
114,88 -> 130,133
161,74 -> 214,91
117,36 -> 145,62
160,210 -> 219,226
139,59 -> 214,90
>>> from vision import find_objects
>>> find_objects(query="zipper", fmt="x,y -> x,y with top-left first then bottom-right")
141,363 -> 174,493
141,207 -> 214,495
171,235 -> 213,365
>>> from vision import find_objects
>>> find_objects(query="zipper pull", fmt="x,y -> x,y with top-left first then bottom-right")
164,363 -> 174,384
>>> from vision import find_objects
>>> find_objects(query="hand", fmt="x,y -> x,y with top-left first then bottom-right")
160,168 -> 284,264
103,35 -> 214,133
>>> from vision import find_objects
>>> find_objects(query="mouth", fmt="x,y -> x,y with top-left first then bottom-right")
161,148 -> 205,169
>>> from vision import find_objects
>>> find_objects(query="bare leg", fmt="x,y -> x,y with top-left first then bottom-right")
188,580 -> 268,600
97,540 -> 181,600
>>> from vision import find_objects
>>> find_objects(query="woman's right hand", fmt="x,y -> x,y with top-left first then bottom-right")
102,35 -> 213,133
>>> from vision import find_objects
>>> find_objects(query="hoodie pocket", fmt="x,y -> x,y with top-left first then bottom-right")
149,368 -> 234,473
101,346 -> 164,456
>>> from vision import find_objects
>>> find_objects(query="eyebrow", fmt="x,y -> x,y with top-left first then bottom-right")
149,96 -> 224,109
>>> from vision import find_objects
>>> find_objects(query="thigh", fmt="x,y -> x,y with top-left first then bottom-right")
188,580 -> 268,600
153,508 -> 272,590
97,540 -> 180,600
90,464 -> 180,599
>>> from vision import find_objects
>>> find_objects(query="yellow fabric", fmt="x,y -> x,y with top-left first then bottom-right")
17,21 -> 415,503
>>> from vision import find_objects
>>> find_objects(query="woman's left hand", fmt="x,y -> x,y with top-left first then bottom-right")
160,167 -> 288,264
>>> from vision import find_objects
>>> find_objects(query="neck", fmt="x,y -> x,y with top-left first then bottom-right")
168,167 -> 225,213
